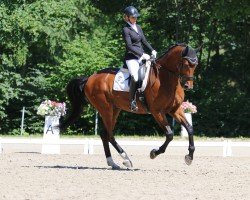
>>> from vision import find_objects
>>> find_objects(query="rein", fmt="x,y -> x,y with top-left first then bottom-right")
153,57 -> 194,81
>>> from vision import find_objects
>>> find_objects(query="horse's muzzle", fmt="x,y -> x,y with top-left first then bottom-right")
184,82 -> 193,90
180,76 -> 194,90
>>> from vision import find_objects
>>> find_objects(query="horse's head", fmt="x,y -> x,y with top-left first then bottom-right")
179,45 -> 199,90
157,44 -> 201,90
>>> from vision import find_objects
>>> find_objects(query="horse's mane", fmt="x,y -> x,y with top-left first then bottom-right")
150,43 -> 187,81
156,43 -> 187,61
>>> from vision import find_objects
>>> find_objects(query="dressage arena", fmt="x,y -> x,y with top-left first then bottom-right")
0,138 -> 250,200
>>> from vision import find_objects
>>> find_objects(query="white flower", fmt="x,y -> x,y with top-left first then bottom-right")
37,100 -> 66,117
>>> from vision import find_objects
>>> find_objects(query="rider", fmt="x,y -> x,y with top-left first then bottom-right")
122,6 -> 157,112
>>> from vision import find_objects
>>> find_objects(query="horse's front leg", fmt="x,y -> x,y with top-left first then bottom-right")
150,112 -> 174,159
170,108 -> 195,165
184,123 -> 195,165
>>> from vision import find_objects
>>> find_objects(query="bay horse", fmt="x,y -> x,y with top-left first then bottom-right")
60,43 -> 200,169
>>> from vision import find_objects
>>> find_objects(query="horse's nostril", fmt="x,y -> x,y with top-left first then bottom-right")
184,82 -> 193,90
184,83 -> 189,88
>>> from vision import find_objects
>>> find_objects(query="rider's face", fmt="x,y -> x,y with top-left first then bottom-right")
128,16 -> 137,24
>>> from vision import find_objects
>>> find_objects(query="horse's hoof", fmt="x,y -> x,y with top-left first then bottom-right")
150,149 -> 158,159
123,159 -> 133,168
108,160 -> 121,170
111,164 -> 121,170
184,155 -> 193,165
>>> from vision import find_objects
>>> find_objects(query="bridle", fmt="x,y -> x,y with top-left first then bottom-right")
177,54 -> 198,86
152,46 -> 198,87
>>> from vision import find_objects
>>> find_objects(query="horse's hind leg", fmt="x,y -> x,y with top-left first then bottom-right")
110,137 -> 133,168
99,129 -> 120,169
150,112 -> 174,159
98,110 -> 121,169
109,108 -> 133,168
90,99 -> 120,169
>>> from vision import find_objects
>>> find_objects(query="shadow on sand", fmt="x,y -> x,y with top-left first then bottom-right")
22,165 -> 140,171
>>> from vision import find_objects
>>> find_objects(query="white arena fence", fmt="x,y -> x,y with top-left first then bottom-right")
0,137 -> 250,157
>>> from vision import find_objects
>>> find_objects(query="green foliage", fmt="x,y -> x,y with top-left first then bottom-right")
50,34 -> 121,90
0,0 -> 249,136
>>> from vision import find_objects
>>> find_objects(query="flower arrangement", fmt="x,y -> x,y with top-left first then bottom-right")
37,100 -> 66,117
181,101 -> 197,114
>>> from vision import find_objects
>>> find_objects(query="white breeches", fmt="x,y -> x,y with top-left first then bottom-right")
126,59 -> 140,81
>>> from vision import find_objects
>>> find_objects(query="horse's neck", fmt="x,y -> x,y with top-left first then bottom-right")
159,69 -> 179,89
153,62 -> 184,91
146,46 -> 185,107
147,64 -> 180,95
159,69 -> 185,107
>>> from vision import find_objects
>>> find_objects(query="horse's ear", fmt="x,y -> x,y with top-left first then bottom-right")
195,44 -> 203,53
182,46 -> 189,57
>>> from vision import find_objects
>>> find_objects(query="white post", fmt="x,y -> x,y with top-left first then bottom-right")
21,107 -> 25,135
41,116 -> 60,154
181,113 -> 192,137
227,140 -> 232,156
223,140 -> 232,157
83,139 -> 89,154
223,140 -> 227,157
95,111 -> 98,135
0,137 -> 2,154
89,139 -> 94,154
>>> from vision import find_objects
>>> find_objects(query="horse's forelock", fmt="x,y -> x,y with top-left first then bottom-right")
183,46 -> 198,65
182,46 -> 189,57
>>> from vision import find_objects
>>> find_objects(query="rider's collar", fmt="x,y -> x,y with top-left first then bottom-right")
127,22 -> 138,33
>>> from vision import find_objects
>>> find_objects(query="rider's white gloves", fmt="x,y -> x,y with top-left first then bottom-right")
152,50 -> 157,58
142,53 -> 150,60
139,53 -> 150,63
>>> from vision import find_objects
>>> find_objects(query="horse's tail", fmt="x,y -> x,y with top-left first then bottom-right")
60,76 -> 89,131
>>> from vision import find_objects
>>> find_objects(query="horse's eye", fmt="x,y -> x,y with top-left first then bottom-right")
186,64 -> 196,69
183,64 -> 190,69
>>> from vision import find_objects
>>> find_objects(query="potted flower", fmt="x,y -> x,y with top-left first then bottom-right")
180,101 -> 197,137
37,100 -> 66,154
181,101 -> 197,114
37,100 -> 66,117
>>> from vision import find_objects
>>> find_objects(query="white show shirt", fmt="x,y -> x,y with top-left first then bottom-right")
127,22 -> 138,33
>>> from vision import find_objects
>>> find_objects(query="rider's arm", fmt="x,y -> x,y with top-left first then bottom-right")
138,26 -> 154,52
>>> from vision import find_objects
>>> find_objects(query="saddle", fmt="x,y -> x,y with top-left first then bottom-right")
113,60 -> 151,93
113,60 -> 151,112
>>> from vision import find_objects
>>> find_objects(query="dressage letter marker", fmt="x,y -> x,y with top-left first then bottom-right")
42,116 -> 60,154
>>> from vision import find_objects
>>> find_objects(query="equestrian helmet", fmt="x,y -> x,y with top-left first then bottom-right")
124,6 -> 140,18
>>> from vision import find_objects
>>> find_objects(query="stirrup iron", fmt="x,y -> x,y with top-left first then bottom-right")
130,100 -> 138,111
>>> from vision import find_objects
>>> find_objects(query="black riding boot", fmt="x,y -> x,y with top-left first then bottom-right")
129,76 -> 138,111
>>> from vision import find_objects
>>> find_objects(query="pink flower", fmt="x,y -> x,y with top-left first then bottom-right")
181,101 -> 197,114
37,100 -> 66,117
